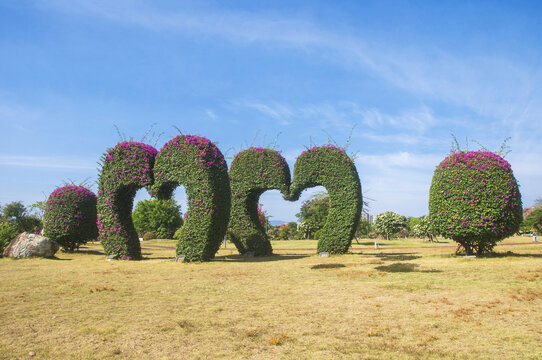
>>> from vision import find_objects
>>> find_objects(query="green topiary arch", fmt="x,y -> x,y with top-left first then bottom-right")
151,135 -> 231,262
228,147 -> 291,256
97,141 -> 158,260
43,185 -> 98,252
429,151 -> 522,255
287,146 -> 362,254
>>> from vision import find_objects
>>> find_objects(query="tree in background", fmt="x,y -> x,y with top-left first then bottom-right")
0,201 -> 43,254
411,217 -> 436,242
271,222 -> 299,240
132,198 -> 183,239
296,192 -> 330,239
30,200 -> 46,219
521,198 -> 542,235
373,211 -> 407,240
355,218 -> 373,240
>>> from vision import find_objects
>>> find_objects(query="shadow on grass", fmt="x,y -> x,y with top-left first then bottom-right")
374,253 -> 422,261
375,262 -> 442,273
77,249 -> 106,256
353,241 -> 379,246
49,256 -> 72,261
142,256 -> 177,260
213,254 -> 310,263
311,263 -> 346,270
478,251 -> 542,259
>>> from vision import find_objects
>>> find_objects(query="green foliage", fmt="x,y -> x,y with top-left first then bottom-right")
132,198 -> 183,239
97,141 -> 158,260
0,221 -> 19,254
296,192 -> 329,239
151,135 -> 231,262
374,211 -> 407,240
287,146 -> 362,254
522,207 -> 542,235
142,231 -> 157,241
274,222 -> 299,240
43,185 -> 98,252
429,151 -> 522,255
29,200 -> 46,219
228,148 -> 290,255
355,218 -> 373,239
411,217 -> 435,241
1,202 -> 44,254
2,201 -> 27,220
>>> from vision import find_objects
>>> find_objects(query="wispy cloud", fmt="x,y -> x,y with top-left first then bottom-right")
0,103 -> 40,131
41,0 -> 541,125
0,155 -> 96,170
204,109 -> 217,120
356,152 -> 442,172
231,100 -> 293,125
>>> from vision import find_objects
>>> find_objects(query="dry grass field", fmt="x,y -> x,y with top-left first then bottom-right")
1,236 -> 541,359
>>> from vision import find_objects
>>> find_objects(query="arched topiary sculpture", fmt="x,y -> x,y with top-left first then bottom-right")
287,146 -> 362,254
228,148 -> 290,256
151,135 -> 231,262
43,185 -> 98,252
429,151 -> 522,255
97,141 -> 158,260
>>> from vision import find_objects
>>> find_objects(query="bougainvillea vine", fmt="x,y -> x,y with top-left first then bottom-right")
151,135 -> 231,262
97,141 -> 158,260
429,151 -> 522,255
43,185 -> 98,252
287,145 -> 362,254
228,147 -> 290,256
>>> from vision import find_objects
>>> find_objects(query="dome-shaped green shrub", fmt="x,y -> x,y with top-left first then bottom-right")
97,141 -> 158,260
151,135 -> 231,262
43,185 -> 98,252
429,151 -> 522,255
287,146 -> 362,254
228,147 -> 290,256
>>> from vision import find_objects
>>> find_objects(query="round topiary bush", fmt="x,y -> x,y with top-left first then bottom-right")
43,185 -> 98,252
151,135 -> 231,262
287,146 -> 362,254
429,151 -> 522,255
228,147 -> 291,256
97,141 -> 158,260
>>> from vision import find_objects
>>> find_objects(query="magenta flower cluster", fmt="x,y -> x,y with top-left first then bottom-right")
97,141 -> 158,259
429,150 -> 522,254
43,185 -> 98,251
151,135 -> 231,261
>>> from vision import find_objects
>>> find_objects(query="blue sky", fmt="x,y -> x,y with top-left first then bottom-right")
1,0 -> 541,222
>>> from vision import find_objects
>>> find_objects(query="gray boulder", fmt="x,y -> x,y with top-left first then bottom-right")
2,232 -> 59,258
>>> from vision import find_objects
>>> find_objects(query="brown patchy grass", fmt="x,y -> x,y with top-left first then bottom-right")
0,236 -> 541,359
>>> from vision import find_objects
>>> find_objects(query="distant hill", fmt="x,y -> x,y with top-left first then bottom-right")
269,220 -> 290,226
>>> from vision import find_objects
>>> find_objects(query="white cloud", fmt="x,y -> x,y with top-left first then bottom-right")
204,109 -> 217,120
356,152 -> 441,172
231,100 -> 293,125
